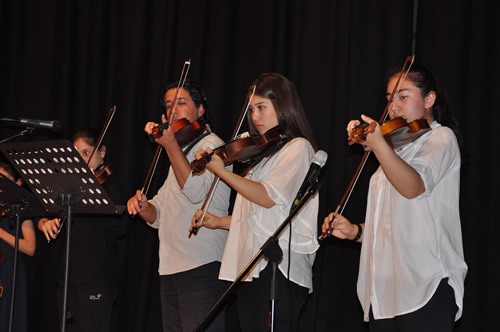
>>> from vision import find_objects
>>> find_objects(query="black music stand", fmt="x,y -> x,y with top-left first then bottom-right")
193,181 -> 321,332
0,173 -> 46,332
0,140 -> 124,332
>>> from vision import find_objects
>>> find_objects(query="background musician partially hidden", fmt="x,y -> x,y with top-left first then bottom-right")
127,80 -> 230,332
0,161 -> 36,332
322,64 -> 467,332
190,73 -> 320,332
38,128 -> 125,332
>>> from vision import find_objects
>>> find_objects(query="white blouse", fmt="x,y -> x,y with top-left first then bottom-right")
218,137 -> 320,292
148,132 -> 231,275
358,121 -> 467,321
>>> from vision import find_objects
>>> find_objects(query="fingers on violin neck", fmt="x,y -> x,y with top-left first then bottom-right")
348,129 -> 363,145
366,122 -> 376,133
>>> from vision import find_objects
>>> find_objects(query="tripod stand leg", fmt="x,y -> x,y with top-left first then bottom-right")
60,194 -> 72,332
263,237 -> 282,332
269,260 -> 278,332
8,206 -> 21,332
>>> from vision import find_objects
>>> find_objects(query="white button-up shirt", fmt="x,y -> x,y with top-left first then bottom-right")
358,121 -> 467,321
149,132 -> 231,275
219,137 -> 320,292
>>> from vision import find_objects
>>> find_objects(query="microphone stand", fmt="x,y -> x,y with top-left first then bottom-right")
0,128 -> 34,144
7,204 -> 22,332
193,181 -> 321,332
60,194 -> 73,332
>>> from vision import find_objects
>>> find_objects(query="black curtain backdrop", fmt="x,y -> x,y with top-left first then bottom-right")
1,0 -> 499,331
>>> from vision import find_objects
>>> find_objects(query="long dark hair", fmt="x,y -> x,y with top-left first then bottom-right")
246,73 -> 317,151
390,64 -> 462,146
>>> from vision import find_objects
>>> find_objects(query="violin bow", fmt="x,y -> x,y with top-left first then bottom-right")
87,106 -> 116,169
189,85 -> 256,237
51,105 -> 116,243
141,60 -> 191,198
320,56 -> 414,239
380,55 -> 415,124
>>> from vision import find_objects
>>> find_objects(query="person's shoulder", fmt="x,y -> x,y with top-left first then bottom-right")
283,137 -> 314,152
278,137 -> 314,161
430,122 -> 456,142
202,132 -> 225,146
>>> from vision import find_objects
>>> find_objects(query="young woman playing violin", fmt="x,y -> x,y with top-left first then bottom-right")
127,80 -> 230,332
0,161 -> 36,332
38,128 -> 125,332
322,64 -> 467,332
190,73 -> 320,332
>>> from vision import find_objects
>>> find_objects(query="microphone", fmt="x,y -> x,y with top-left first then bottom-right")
0,117 -> 62,131
292,150 -> 328,208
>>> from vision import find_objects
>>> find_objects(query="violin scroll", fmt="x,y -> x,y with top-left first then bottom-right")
191,151 -> 216,176
149,123 -> 167,141
348,121 -> 377,145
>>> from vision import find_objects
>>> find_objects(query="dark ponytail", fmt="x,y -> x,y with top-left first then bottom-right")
391,64 -> 462,147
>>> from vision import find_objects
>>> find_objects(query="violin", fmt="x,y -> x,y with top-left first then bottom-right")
191,126 -> 286,175
94,163 -> 113,184
150,118 -> 208,149
139,60 -> 193,198
50,106 -> 116,243
320,56 -> 418,240
348,117 -> 431,150
85,106 -> 116,185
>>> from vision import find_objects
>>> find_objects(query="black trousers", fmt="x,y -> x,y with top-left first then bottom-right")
233,262 -> 308,332
159,261 -> 227,332
369,278 -> 458,332
57,281 -> 117,332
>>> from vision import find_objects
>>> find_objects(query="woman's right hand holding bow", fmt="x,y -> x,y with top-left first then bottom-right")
321,213 -> 359,240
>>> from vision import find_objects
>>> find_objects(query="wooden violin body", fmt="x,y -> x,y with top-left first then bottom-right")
349,117 -> 431,150
94,163 -> 113,184
191,126 -> 285,175
320,56 -> 417,240
381,118 -> 430,149
151,118 -> 207,149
